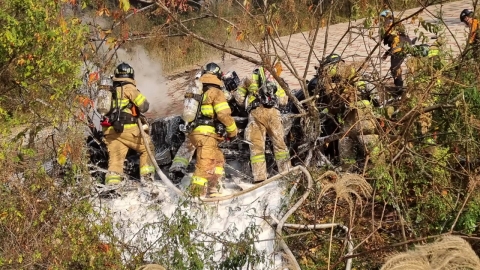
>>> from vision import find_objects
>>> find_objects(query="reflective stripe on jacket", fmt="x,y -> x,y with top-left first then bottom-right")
192,76 -> 238,137
104,77 -> 150,133
236,67 -> 288,107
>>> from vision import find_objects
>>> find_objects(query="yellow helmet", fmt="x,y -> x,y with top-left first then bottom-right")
199,73 -> 222,87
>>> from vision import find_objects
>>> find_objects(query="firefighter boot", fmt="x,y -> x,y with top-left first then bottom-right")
105,171 -> 123,186
206,175 -> 224,198
190,176 -> 207,197
140,172 -> 155,185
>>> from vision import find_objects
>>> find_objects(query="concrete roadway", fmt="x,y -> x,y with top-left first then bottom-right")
155,0 -> 472,117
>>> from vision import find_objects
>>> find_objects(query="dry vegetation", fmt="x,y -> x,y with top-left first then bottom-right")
2,0 -> 480,269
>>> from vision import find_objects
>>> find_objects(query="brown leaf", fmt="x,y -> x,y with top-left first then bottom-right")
236,31 -> 244,41
88,72 -> 99,83
266,26 -> 273,35
274,61 -> 283,76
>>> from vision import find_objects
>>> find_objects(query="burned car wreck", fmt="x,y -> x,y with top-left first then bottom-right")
87,57 -> 381,185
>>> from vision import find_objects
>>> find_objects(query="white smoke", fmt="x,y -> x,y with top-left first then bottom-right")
80,12 -> 170,118
114,46 -> 168,118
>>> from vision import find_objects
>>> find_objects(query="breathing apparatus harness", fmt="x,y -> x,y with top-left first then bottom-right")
101,81 -> 139,133
248,69 -> 278,113
184,83 -> 227,137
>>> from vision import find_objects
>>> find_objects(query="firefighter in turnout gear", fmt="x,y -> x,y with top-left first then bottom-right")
101,63 -> 155,185
234,66 -> 290,183
189,71 -> 238,197
380,10 -> 413,96
170,63 -> 245,181
460,9 -> 480,59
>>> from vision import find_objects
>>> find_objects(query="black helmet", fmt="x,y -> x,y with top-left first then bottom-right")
204,62 -> 222,79
323,53 -> 343,66
114,62 -> 134,79
460,9 -> 474,23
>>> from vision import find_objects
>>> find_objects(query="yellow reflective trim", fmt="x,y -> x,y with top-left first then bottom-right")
173,157 -> 189,166
105,174 -> 122,185
203,93 -> 207,101
214,102 -> 230,112
356,100 -> 371,108
250,154 -> 266,164
111,99 -> 131,108
140,165 -> 155,175
192,176 -> 208,186
105,174 -> 122,181
276,89 -> 286,97
214,166 -> 225,175
328,66 -> 337,76
248,83 -> 259,93
201,105 -> 214,117
238,87 -> 247,95
274,151 -> 289,160
133,94 -> 146,106
193,125 -> 216,134
226,122 -> 237,133
428,49 -> 439,57
348,67 -> 357,79
103,123 -> 138,131
201,105 -> 214,111
258,68 -> 266,82
356,81 -> 366,86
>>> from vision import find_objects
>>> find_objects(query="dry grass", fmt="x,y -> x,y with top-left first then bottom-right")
137,264 -> 167,270
318,172 -> 373,214
381,236 -> 480,270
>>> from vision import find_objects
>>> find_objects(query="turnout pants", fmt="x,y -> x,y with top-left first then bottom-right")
245,106 -> 290,182
189,133 -> 225,195
104,126 -> 155,184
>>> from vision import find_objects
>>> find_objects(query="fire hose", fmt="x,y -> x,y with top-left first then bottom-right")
137,119 -> 352,270
138,118 -> 315,202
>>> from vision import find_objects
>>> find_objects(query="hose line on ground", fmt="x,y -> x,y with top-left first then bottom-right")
138,119 -> 313,202
138,121 -> 352,269
138,119 -> 184,196
270,215 -> 353,270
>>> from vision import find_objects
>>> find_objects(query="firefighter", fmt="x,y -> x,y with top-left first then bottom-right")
460,9 -> 480,59
234,66 -> 290,183
169,63 -> 244,181
380,10 -> 413,96
102,62 -> 155,185
312,53 -> 359,162
189,69 -> 238,197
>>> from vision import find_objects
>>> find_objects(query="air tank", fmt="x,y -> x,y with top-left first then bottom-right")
96,76 -> 113,116
182,79 -> 203,123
